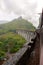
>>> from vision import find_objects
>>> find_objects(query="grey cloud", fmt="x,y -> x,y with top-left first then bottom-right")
3,0 -> 37,15
0,0 -> 41,27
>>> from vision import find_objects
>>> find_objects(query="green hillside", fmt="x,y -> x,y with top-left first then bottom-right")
0,17 -> 36,34
0,32 -> 26,60
0,17 -> 36,60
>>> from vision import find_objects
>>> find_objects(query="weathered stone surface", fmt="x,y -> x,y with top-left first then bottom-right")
2,46 -> 29,65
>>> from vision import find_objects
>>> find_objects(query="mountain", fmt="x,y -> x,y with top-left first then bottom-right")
0,20 -> 9,24
0,17 -> 36,34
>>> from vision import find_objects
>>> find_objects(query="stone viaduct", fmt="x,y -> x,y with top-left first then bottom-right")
16,29 -> 36,42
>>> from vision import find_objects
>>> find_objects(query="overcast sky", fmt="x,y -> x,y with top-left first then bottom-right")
0,0 -> 43,27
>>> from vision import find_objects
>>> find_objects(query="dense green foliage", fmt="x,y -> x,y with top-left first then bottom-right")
0,17 -> 36,34
0,32 -> 26,60
0,17 -> 36,60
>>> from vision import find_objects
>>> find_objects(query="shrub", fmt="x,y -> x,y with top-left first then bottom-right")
0,51 -> 5,60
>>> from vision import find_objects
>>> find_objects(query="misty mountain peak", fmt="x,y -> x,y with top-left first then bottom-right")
18,16 -> 22,20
